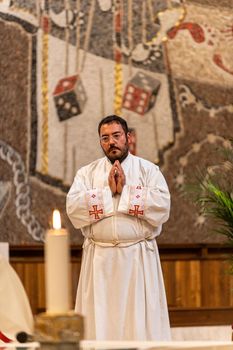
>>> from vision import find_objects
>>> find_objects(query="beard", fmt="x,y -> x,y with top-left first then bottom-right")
103,142 -> 129,164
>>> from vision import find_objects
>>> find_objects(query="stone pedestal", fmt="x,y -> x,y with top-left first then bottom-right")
34,311 -> 84,350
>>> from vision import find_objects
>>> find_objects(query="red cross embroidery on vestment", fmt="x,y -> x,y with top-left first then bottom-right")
129,205 -> 144,217
89,205 -> 103,219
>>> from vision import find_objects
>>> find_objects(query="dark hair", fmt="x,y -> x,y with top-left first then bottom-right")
98,115 -> 129,136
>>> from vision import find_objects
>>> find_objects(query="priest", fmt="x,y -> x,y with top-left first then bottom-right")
0,254 -> 33,342
66,115 -> 171,341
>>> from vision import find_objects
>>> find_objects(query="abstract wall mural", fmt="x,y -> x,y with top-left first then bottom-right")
0,0 -> 232,244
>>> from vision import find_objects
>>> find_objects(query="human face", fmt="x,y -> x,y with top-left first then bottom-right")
99,122 -> 129,163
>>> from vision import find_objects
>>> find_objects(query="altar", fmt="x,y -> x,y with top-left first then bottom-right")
81,340 -> 233,350
1,340 -> 233,350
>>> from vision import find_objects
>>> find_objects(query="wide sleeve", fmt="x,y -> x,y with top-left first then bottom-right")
66,169 -> 114,229
117,165 -> 170,227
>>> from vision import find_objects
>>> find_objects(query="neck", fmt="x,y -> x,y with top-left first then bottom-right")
109,152 -> 129,164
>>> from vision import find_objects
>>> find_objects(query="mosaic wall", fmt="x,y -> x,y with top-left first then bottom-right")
0,0 -> 232,245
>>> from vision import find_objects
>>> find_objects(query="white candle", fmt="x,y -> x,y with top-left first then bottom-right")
45,210 -> 71,314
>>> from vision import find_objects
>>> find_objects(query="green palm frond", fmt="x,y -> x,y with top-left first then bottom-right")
182,139 -> 233,271
196,180 -> 233,239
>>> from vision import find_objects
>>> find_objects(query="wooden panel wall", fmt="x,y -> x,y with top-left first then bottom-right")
10,244 -> 233,326
161,245 -> 233,325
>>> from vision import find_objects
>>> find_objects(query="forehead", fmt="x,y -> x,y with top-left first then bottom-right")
99,122 -> 124,135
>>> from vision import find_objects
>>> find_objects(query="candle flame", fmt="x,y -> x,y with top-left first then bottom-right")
53,210 -> 61,229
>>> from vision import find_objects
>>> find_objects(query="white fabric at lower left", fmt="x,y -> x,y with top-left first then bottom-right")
0,254 -> 34,341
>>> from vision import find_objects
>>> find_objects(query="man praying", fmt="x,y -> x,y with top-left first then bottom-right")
66,115 -> 171,341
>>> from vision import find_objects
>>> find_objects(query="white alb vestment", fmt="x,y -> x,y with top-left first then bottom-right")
67,153 -> 171,341
0,255 -> 34,342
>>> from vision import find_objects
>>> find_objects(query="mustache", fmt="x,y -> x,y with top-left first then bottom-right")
109,146 -> 120,151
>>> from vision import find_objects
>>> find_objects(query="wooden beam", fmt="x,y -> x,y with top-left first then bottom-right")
169,307 -> 233,326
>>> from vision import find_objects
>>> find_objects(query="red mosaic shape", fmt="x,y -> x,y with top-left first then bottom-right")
122,72 -> 160,115
167,22 -> 205,43
53,75 -> 87,121
41,16 -> 50,33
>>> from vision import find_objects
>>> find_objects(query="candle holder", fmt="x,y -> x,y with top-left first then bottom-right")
34,311 -> 84,350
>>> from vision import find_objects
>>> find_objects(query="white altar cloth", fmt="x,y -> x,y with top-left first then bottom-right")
0,340 -> 232,350
80,340 -> 233,350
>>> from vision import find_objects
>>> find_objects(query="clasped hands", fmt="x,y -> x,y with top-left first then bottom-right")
108,160 -> 125,195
